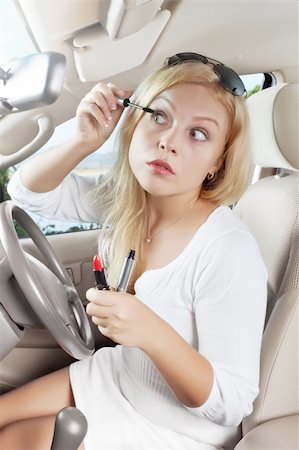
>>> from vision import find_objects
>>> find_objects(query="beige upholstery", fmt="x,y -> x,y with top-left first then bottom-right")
233,83 -> 299,449
248,83 -> 299,170
235,415 -> 299,450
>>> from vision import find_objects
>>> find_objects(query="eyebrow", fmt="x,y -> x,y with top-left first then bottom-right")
151,95 -> 220,129
192,115 -> 220,129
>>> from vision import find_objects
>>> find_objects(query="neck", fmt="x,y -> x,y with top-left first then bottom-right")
147,193 -> 199,223
145,194 -> 201,245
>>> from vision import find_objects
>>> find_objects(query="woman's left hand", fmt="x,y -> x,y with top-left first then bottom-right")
85,288 -> 160,348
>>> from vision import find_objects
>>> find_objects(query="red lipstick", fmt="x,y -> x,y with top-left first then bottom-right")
147,160 -> 174,175
93,255 -> 109,290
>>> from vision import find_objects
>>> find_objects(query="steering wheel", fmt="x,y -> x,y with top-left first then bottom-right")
0,201 -> 95,360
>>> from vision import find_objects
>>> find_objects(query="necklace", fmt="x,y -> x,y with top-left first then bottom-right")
146,202 -> 196,244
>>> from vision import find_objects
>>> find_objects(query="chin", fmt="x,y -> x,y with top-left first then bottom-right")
144,186 -> 175,198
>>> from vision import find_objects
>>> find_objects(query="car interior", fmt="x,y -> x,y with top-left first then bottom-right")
0,1 -> 298,449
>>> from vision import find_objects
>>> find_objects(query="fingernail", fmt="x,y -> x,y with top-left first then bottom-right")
86,288 -> 95,300
110,103 -> 117,110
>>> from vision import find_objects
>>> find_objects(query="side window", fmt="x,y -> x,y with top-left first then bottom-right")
6,72 -> 267,237
241,73 -> 265,98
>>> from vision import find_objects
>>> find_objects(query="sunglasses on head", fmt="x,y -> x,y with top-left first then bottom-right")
165,52 -> 246,97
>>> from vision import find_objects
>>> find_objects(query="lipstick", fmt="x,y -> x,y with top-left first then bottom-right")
116,250 -> 136,292
93,255 -> 109,290
118,98 -> 154,114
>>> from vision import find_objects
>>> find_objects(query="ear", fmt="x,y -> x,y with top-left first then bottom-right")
209,154 -> 224,175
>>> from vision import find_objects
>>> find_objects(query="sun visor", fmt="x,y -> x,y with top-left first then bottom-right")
98,0 -> 165,40
72,6 -> 170,82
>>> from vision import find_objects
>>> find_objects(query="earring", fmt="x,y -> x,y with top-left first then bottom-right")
207,172 -> 215,180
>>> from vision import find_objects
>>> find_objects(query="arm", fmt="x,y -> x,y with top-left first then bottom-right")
20,83 -> 132,193
142,313 -> 214,407
188,229 -> 268,425
20,137 -> 97,193
8,169 -> 103,222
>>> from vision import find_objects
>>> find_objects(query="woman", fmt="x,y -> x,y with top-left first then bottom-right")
2,53 -> 267,449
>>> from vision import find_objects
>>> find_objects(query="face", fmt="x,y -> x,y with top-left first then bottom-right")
128,83 -> 229,201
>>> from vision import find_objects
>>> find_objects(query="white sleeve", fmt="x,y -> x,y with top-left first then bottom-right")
186,229 -> 267,426
7,167 -> 103,223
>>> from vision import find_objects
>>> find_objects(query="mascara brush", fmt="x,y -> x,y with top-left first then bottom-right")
118,98 -> 154,114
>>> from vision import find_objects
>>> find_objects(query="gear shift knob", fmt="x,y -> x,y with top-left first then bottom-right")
50,406 -> 87,450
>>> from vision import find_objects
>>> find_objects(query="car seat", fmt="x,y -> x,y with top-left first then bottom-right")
233,83 -> 299,449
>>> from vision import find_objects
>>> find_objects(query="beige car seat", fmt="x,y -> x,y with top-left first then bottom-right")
233,83 -> 299,449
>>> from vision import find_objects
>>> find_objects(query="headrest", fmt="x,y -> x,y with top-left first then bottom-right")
246,83 -> 299,171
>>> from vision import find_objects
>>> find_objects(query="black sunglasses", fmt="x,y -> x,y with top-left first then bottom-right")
166,52 -> 246,97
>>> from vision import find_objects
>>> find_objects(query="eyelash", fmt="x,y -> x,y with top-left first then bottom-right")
151,110 -> 167,124
191,128 -> 208,141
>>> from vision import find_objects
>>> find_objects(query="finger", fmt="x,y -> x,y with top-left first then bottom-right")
92,89 -> 114,122
86,287 -> 104,303
90,315 -> 108,327
79,84 -> 114,125
78,98 -> 110,129
97,325 -> 111,338
106,82 -> 133,107
92,82 -> 125,117
86,303 -> 110,321
101,82 -> 121,112
86,287 -> 116,305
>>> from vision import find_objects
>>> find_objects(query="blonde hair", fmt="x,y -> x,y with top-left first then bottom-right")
95,62 -> 252,288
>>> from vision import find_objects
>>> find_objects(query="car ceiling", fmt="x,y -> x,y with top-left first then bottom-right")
0,0 -> 298,163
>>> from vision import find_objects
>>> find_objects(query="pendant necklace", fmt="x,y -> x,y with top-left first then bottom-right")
146,202 -> 196,244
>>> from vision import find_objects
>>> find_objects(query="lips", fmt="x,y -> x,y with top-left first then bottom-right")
147,159 -> 175,175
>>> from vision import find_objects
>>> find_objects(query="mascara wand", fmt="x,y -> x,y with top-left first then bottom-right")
118,98 -> 154,114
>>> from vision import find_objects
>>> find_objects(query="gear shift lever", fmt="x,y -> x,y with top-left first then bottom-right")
50,407 -> 87,450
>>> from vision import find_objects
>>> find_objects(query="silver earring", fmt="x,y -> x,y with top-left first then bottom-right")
207,172 -> 215,180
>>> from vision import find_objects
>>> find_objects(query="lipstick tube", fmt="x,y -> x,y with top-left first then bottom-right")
116,250 -> 135,292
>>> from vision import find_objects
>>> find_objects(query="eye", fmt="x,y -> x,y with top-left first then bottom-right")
151,110 -> 167,125
191,128 -> 208,141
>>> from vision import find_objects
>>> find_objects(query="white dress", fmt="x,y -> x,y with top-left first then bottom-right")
8,171 -> 268,450
69,206 -> 267,450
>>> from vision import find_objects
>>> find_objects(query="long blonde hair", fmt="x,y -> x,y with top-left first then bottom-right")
95,62 -> 252,288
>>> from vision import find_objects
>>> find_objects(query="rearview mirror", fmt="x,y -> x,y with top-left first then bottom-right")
0,52 -> 66,115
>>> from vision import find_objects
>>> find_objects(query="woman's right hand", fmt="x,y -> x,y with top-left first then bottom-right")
75,81 -> 133,154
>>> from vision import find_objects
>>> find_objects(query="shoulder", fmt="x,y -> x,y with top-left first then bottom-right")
202,205 -> 261,250
206,205 -> 253,235
193,205 -> 267,274
192,207 -> 267,308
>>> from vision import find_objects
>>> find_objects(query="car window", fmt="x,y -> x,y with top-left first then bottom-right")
4,72 -> 266,238
0,0 -> 37,66
243,73 -> 265,97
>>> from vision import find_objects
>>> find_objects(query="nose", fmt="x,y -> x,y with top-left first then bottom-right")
158,129 -> 178,154
159,141 -> 176,154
